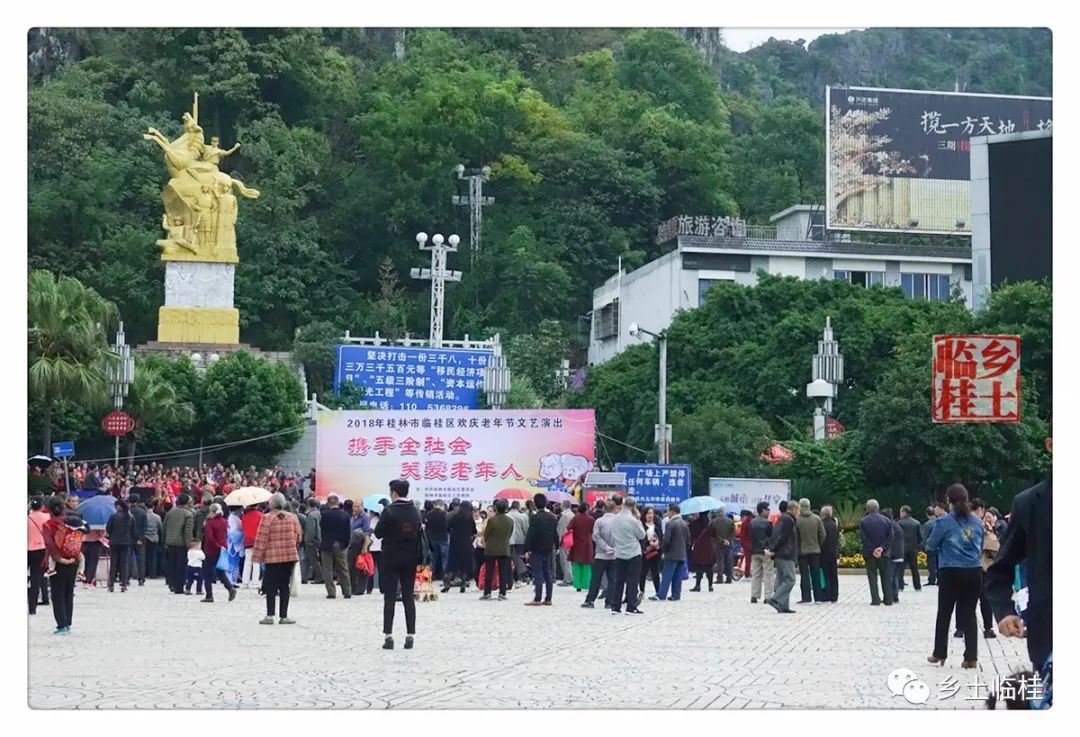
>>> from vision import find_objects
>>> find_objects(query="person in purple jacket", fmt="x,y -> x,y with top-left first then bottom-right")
858,499 -> 895,606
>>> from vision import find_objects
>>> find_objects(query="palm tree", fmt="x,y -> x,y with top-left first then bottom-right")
123,362 -> 196,465
28,270 -> 119,454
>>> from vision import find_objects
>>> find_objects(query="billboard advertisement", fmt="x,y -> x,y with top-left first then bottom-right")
827,86 -> 1051,234
315,409 -> 595,505
334,345 -> 493,410
708,477 -> 791,515
615,463 -> 692,509
932,334 -> 1021,423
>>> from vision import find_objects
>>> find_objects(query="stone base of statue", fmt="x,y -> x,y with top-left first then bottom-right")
157,261 -> 239,344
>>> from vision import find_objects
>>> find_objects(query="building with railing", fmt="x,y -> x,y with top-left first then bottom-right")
588,205 -> 972,365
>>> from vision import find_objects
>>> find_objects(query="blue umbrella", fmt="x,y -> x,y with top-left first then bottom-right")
362,493 -> 390,514
78,494 -> 119,528
677,496 -> 724,516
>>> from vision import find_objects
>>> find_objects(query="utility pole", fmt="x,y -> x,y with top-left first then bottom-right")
108,321 -> 134,469
807,316 -> 844,441
410,232 -> 462,348
452,164 -> 493,265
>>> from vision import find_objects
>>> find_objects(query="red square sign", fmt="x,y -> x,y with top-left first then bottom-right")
932,335 -> 1021,423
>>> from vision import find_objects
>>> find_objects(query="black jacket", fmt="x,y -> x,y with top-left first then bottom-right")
524,510 -> 558,554
768,513 -> 797,561
888,520 -> 905,559
985,478 -> 1052,668
374,499 -> 423,570
821,517 -> 840,560
105,511 -> 136,546
898,516 -> 921,553
749,515 -> 773,555
131,506 -> 148,542
423,508 -> 448,543
319,507 -> 352,551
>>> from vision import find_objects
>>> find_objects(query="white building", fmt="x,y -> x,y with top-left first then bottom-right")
588,206 -> 973,365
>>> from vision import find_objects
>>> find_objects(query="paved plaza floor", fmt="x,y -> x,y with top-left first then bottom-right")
28,572 -> 1033,709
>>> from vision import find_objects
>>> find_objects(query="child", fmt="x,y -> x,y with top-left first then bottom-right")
185,541 -> 205,596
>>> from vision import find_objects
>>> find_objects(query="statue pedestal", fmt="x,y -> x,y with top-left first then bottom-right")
157,260 -> 239,344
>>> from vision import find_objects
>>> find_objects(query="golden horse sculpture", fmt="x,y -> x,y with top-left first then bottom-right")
143,93 -> 259,264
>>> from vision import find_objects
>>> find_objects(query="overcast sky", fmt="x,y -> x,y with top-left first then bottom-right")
720,28 -> 860,52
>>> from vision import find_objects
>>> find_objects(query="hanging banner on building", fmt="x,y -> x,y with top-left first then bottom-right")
334,345 -> 493,410
708,477 -> 791,514
827,86 -> 1052,234
315,409 -> 596,504
615,463 -> 693,509
932,334 -> 1021,423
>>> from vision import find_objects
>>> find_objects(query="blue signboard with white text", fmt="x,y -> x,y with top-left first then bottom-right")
615,463 -> 692,509
335,345 -> 494,411
52,440 -> 75,458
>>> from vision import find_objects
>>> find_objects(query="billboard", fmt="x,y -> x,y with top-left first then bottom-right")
932,335 -> 1020,423
334,345 -> 493,410
708,477 -> 791,515
615,463 -> 692,509
827,86 -> 1052,234
315,409 -> 595,505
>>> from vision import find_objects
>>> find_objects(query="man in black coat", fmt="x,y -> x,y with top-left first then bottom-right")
319,495 -> 353,599
986,470 -> 1052,671
897,505 -> 922,592
423,502 -> 449,581
858,499 -> 894,606
748,501 -> 774,603
764,501 -> 798,614
524,493 -> 559,605
373,479 -> 423,650
129,493 -> 148,586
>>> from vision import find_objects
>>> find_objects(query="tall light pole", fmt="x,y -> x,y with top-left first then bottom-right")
452,164 -> 493,265
807,316 -> 844,441
410,232 -> 462,348
482,336 -> 512,410
629,322 -> 670,463
108,321 -> 135,468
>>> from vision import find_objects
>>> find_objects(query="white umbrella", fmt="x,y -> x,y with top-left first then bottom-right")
224,486 -> 272,507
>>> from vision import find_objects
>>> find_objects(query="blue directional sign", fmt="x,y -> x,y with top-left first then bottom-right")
334,345 -> 494,411
51,440 -> 76,458
615,463 -> 692,509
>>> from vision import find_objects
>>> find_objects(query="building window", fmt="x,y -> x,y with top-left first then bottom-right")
592,299 -> 619,340
698,278 -> 733,306
834,270 -> 885,288
901,273 -> 952,301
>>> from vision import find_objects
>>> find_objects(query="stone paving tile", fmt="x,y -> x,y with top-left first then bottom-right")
27,574 -> 1031,709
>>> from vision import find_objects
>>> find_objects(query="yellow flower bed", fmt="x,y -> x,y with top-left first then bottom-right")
837,552 -> 928,569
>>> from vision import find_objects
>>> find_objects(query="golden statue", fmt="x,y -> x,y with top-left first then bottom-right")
145,93 -> 259,264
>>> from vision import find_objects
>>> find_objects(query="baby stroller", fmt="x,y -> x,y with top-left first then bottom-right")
414,565 -> 438,602
731,539 -> 745,581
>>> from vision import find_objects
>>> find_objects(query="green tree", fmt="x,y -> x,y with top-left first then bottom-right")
670,403 -> 773,493
197,351 -> 306,466
123,361 -> 196,464
292,320 -> 341,397
131,353 -> 200,455
28,271 -> 119,453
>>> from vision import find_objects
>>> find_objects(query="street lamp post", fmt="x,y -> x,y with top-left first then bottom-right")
628,322 -> 670,463
452,164 -> 494,265
481,335 -> 512,410
410,232 -> 462,348
108,321 -> 135,468
807,316 -> 844,440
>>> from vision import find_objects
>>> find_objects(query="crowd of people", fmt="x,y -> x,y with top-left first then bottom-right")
28,449 -> 1050,706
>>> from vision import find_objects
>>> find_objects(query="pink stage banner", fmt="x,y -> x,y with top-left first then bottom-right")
315,409 -> 596,505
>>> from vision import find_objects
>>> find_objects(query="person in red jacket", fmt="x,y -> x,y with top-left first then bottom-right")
738,510 -> 753,579
200,503 -> 236,603
240,504 -> 264,589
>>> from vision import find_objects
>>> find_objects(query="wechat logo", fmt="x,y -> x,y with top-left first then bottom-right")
887,668 -> 930,705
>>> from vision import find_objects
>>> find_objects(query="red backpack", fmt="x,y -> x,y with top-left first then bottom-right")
54,526 -> 84,559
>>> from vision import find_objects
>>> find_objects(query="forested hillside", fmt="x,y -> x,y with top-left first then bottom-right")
28,27 -> 1051,360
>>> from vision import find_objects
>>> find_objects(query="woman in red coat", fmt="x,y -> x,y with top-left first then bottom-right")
566,506 -> 595,592
688,513 -> 717,592
738,510 -> 753,578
